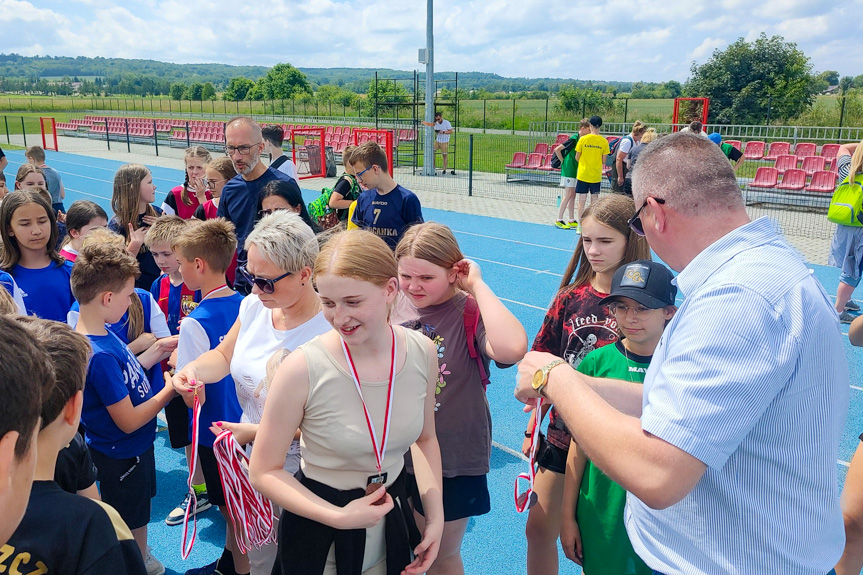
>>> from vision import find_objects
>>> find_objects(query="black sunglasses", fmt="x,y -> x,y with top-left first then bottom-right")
237,265 -> 292,294
628,197 -> 665,236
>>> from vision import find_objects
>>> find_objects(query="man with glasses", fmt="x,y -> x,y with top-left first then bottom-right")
514,132 -> 849,574
349,141 -> 423,249
217,117 -> 299,295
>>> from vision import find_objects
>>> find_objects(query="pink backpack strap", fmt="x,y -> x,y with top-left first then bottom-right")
463,295 -> 490,390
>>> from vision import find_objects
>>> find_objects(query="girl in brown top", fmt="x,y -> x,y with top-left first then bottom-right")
250,230 -> 444,575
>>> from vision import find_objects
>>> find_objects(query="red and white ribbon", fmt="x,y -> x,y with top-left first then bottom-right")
181,389 -> 202,559
514,397 -> 544,513
213,430 -> 277,553
340,327 -> 396,476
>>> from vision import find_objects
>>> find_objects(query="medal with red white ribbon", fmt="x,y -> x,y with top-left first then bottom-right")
514,397 -> 544,513
181,385 -> 202,558
340,326 -> 396,502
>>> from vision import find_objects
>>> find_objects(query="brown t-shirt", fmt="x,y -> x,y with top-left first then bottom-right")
532,283 -> 619,450
400,292 -> 493,477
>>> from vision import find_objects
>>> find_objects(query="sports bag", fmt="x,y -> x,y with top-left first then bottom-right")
307,187 -> 340,230
828,174 -> 863,227
550,136 -> 578,170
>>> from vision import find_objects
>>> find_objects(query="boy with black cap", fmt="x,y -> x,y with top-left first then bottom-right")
558,260 -> 676,574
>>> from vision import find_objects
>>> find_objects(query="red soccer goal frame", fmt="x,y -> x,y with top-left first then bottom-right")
352,129 -> 394,173
291,127 -> 327,180
40,117 -> 59,151
671,98 -> 710,132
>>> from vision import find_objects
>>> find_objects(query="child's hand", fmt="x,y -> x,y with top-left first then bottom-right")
127,223 -> 147,248
57,210 -> 66,224
560,517 -> 584,565
190,177 -> 209,202
453,259 -> 483,293
167,349 -> 178,369
522,435 -> 533,458
151,335 -> 179,357
140,214 -> 159,227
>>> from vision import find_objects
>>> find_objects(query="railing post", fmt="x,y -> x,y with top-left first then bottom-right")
186,121 -> 191,148
125,118 -> 131,153
468,134 -> 474,196
21,116 -> 26,147
153,119 -> 159,157
4,116 -> 9,144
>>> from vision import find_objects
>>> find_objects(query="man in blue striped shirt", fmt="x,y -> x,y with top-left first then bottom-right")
516,132 -> 849,574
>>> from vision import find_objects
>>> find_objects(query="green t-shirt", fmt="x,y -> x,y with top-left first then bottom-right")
561,134 -> 580,178
575,341 -> 652,575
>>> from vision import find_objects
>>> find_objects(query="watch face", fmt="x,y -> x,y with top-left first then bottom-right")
532,369 -> 545,389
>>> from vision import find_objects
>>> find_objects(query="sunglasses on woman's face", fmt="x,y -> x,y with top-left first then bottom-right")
237,265 -> 292,294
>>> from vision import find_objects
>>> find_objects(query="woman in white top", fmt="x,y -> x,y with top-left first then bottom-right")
250,230 -> 444,575
172,210 -> 329,575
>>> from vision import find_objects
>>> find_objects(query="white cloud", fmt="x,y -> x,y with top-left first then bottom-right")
0,0 -> 858,83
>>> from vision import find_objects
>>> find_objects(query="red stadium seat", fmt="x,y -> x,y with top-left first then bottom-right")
776,169 -> 806,191
743,141 -> 766,160
801,156 -> 826,176
806,171 -> 838,193
725,140 -> 741,150
820,143 -> 841,160
524,153 -> 543,169
555,134 -> 569,145
765,142 -> 791,160
533,143 -> 549,155
506,152 -> 527,169
794,142 -> 816,158
773,155 -> 798,174
750,167 -> 779,188
538,154 -> 555,171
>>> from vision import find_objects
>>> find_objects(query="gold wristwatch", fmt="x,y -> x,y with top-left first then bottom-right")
532,359 -> 566,397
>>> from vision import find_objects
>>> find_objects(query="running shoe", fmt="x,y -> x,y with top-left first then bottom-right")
840,310 -> 857,324
554,221 -> 569,229
846,300 -> 860,312
145,550 -> 166,575
165,491 -> 212,526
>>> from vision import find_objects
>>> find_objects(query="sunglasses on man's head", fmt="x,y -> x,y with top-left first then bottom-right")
237,265 -> 292,294
628,197 -> 666,236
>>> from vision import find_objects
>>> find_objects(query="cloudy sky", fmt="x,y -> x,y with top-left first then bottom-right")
3,0 -> 861,82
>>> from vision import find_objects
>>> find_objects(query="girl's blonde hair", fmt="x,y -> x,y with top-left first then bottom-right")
15,164 -> 45,189
640,128 -> 658,145
207,156 -> 238,183
394,222 -> 464,270
181,147 -> 212,206
0,285 -> 17,315
559,195 -> 651,292
849,139 -> 863,183
112,164 -> 157,254
80,228 -> 145,340
0,190 -> 63,270
314,230 -> 397,287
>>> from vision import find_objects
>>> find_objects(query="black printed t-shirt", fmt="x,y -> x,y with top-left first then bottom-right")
532,283 -> 619,450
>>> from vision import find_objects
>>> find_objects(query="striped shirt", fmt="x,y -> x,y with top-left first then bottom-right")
625,217 -> 849,574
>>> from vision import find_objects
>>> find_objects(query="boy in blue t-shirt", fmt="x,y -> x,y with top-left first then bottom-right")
71,243 -> 177,574
350,141 -> 423,249
171,218 -> 245,575
144,216 -> 209,526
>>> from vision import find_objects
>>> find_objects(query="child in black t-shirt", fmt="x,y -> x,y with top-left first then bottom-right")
7,317 -> 146,575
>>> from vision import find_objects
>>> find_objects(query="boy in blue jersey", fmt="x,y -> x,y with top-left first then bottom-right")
350,141 -> 423,249
172,218 -> 246,575
9,317 -> 146,575
72,243 -> 177,575
144,216 -> 209,526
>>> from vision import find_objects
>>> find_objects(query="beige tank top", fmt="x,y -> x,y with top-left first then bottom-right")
299,326 -> 433,491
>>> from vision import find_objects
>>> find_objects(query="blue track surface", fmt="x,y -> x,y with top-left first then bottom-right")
7,149 -> 861,574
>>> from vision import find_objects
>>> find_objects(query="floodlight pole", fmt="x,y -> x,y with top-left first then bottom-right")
422,0 -> 436,176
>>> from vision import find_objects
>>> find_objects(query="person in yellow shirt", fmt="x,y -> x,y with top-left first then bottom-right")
573,116 -> 610,233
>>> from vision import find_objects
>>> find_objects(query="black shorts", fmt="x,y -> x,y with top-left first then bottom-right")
622,178 -> 634,196
165,396 -> 191,448
91,445 -> 156,530
407,472 -> 491,522
197,445 -> 226,507
535,433 -> 568,474
575,180 -> 601,194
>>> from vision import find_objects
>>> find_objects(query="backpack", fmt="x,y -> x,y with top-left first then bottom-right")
604,135 -> 631,167
463,295 -> 491,390
828,173 -> 863,227
550,136 -> 578,170
307,187 -> 340,230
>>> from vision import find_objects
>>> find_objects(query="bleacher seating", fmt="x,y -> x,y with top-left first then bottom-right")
806,171 -> 838,193
820,144 -> 841,161
554,134 -> 569,145
776,169 -> 806,191
750,167 -> 779,188
532,143 -> 549,155
743,141 -> 766,160
538,154 -> 555,171
506,153 -> 527,169
725,140 -> 741,150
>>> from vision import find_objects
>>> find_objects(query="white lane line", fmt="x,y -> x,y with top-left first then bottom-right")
493,440 -> 528,462
468,256 -> 563,277
500,297 -> 548,311
840,460 -> 851,468
64,187 -> 112,201
852,385 -> 863,392
453,229 -> 575,253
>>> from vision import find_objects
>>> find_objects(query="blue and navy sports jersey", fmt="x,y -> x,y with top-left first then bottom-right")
350,184 -> 423,249
82,331 -> 155,459
150,274 -> 201,335
183,293 -> 244,447
12,260 -> 74,322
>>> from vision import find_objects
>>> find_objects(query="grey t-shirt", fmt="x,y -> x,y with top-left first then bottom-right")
41,165 -> 63,204
400,291 -> 492,477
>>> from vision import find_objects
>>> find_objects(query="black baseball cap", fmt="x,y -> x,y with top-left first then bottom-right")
589,115 -> 603,128
599,260 -> 677,309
